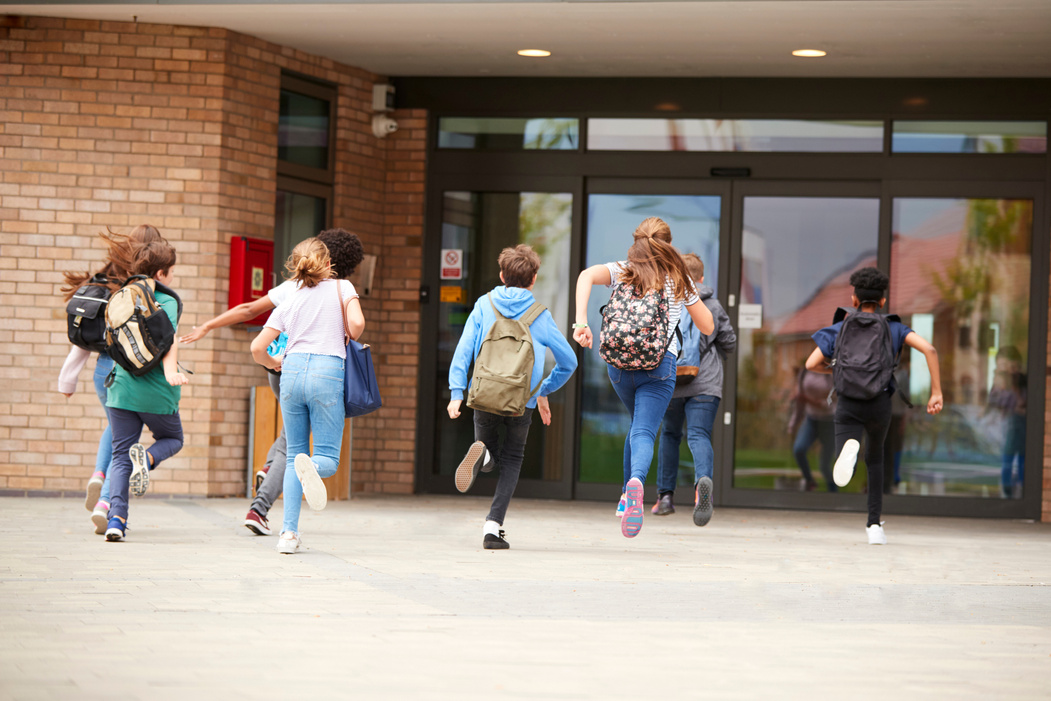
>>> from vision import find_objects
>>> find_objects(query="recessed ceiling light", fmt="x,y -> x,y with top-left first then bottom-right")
792,49 -> 827,58
517,49 -> 551,58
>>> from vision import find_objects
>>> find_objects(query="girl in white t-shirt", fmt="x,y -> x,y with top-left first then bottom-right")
573,217 -> 714,539
251,237 -> 365,554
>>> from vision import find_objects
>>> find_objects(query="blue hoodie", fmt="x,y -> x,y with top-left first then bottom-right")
449,286 -> 577,408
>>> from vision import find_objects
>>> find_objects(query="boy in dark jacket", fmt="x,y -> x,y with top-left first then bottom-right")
654,253 -> 737,526
447,245 -> 577,550
806,267 -> 943,544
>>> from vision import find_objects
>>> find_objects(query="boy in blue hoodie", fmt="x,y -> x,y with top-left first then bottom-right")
447,244 -> 577,550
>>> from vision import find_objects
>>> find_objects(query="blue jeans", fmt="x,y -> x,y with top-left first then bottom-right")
608,352 -> 677,489
793,416 -> 837,492
108,407 -> 184,521
280,353 -> 345,534
656,394 -> 720,493
92,353 -> 114,505
1001,414 -> 1025,495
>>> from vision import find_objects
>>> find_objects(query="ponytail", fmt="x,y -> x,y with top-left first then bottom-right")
619,216 -> 694,300
285,237 -> 332,288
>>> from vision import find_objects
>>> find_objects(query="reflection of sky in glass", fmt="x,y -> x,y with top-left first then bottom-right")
893,198 -> 961,236
742,198 -> 879,321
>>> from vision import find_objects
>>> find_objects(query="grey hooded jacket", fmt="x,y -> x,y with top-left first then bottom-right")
672,284 -> 737,399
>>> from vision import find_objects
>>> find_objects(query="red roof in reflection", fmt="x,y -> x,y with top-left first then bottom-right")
778,226 -> 963,336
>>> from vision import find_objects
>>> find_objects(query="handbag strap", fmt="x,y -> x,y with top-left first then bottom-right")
336,281 -> 351,345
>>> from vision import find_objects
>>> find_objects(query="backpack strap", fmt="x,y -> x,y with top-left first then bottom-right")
519,301 -> 546,327
154,280 -> 183,322
487,294 -> 506,321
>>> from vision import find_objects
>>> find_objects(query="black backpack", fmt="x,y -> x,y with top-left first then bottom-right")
829,307 -> 900,401
105,275 -> 182,377
66,274 -> 115,354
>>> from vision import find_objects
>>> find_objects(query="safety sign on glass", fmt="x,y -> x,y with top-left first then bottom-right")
738,303 -> 762,329
440,249 -> 463,280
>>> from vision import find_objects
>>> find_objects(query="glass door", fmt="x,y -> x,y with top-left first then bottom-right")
725,181 -> 882,503
575,180 -> 729,501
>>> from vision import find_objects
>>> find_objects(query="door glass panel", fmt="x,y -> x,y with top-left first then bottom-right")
890,199 -> 1033,498
579,194 -> 722,485
733,197 -> 880,491
435,191 -> 572,483
274,190 -> 326,275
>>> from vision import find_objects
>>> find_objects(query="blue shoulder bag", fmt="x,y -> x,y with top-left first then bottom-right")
338,283 -> 382,418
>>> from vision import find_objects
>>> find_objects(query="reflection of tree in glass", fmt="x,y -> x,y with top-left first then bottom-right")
524,119 -> 578,150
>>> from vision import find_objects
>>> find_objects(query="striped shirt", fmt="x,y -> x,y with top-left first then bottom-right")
605,261 -> 700,356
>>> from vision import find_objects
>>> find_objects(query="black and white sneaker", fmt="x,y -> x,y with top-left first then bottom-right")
129,443 -> 150,497
483,530 -> 510,550
455,441 -> 489,493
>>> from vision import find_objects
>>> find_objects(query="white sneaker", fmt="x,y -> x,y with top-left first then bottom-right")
85,473 -> 104,511
276,531 -> 301,554
867,522 -> 887,545
129,443 -> 150,497
294,453 -> 327,511
833,439 -> 859,487
91,504 -> 109,535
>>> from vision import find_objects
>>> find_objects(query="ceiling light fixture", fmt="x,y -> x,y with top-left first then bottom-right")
791,49 -> 827,58
517,49 -> 551,58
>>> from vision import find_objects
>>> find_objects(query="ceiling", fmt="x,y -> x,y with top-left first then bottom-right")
5,1 -> 1051,78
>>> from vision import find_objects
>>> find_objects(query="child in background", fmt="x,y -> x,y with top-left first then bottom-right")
58,226 -> 163,534
103,237 -> 188,542
251,238 -> 365,555
447,244 -> 577,550
653,253 -> 736,526
573,217 -> 714,539
806,266 -> 942,545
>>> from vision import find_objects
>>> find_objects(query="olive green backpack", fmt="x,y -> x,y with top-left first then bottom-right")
466,294 -> 546,417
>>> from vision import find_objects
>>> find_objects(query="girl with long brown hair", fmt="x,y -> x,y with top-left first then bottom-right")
573,216 -> 714,538
57,225 -> 162,535
250,237 -> 365,555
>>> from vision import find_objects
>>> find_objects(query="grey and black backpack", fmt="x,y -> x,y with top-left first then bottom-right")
829,307 -> 900,401
66,274 -> 116,354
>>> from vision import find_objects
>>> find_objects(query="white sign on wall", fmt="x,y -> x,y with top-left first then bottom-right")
440,249 -> 463,280
738,303 -> 763,329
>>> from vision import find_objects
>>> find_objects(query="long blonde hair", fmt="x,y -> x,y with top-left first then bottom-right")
618,217 -> 693,300
285,237 -> 332,288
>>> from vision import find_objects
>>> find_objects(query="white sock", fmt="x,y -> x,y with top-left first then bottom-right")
484,449 -> 492,465
483,520 -> 501,536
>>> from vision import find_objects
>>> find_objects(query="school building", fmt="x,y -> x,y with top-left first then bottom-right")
1,3 -> 1049,522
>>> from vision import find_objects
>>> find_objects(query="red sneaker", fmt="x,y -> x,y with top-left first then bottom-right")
244,509 -> 271,536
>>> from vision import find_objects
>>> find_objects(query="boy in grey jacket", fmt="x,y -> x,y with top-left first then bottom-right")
654,253 -> 737,526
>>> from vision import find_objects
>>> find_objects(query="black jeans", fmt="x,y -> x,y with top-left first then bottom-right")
474,408 -> 534,526
834,393 -> 892,527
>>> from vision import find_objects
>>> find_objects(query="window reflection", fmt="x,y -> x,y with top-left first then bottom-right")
892,121 -> 1046,154
438,118 -> 580,150
890,199 -> 1033,498
274,190 -> 326,273
588,119 -> 884,152
278,90 -> 331,168
733,197 -> 880,491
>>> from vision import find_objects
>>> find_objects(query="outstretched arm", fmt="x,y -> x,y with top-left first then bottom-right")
904,332 -> 943,414
180,296 -> 276,344
573,265 -> 611,348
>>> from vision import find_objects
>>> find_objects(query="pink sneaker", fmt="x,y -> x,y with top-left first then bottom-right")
91,501 -> 109,535
621,478 -> 644,538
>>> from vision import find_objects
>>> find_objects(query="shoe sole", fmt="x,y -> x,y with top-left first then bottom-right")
129,444 -> 150,497
295,454 -> 327,511
693,477 -> 714,527
244,518 -> 271,536
92,510 -> 108,535
105,527 -> 124,542
455,441 -> 487,493
276,536 -> 299,554
483,539 -> 510,550
833,439 -> 859,487
85,479 -> 103,511
621,478 -> 644,538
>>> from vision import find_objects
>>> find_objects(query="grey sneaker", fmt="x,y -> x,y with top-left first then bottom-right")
129,444 -> 150,497
294,453 -> 327,511
651,492 -> 675,516
693,477 -> 714,527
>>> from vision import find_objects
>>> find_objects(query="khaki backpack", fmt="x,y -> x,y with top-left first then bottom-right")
105,275 -> 181,377
466,294 -> 546,417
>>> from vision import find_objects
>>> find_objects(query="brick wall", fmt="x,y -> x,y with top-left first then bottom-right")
0,15 -> 425,498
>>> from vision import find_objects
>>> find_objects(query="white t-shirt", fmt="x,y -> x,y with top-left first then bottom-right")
605,261 -> 699,356
267,279 -> 298,307
265,279 -> 359,359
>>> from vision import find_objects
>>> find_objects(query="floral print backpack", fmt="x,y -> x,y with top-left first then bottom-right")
599,281 -> 671,371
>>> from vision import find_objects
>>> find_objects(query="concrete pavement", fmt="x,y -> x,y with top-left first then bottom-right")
2,494 -> 1050,700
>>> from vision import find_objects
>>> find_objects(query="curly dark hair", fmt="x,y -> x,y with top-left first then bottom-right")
318,228 -> 364,279
849,266 -> 889,302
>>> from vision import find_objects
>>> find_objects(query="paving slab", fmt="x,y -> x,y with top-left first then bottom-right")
1,495 -> 1050,700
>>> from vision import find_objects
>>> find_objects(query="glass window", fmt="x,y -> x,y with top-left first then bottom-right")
279,89 -> 331,169
434,191 -> 573,483
438,117 -> 579,150
892,121 -> 1047,154
274,189 -> 327,275
733,197 -> 880,492
579,194 -> 722,485
587,119 -> 884,152
890,198 -> 1033,498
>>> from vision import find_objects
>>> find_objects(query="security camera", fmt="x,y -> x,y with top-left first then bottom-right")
372,114 -> 399,138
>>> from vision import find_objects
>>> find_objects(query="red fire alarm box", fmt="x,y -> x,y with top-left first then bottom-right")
228,236 -> 275,326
